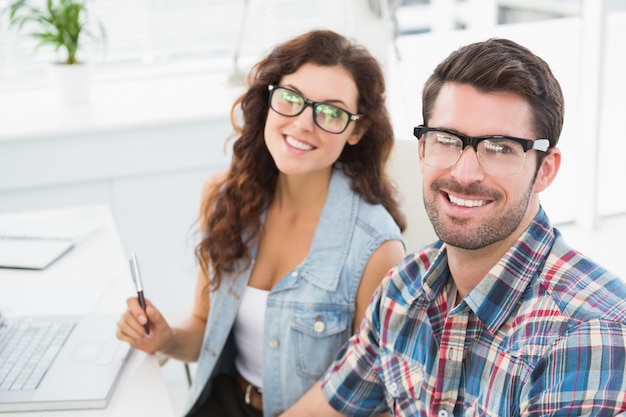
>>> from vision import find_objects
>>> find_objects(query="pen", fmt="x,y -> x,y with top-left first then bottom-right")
129,252 -> 150,334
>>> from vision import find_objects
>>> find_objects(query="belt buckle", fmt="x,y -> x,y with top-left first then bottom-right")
244,383 -> 262,406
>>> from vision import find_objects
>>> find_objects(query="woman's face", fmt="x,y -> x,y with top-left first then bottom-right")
264,63 -> 363,178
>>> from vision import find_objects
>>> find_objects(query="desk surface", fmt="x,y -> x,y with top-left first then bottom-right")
0,206 -> 175,416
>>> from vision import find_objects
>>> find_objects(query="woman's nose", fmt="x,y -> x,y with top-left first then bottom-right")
293,105 -> 316,132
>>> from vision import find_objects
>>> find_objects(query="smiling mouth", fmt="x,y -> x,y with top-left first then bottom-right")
286,135 -> 314,151
448,193 -> 487,207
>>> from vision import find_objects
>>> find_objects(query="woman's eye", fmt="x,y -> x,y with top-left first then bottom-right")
282,91 -> 302,104
319,105 -> 341,119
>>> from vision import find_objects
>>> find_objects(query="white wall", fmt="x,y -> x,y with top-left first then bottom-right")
388,139 -> 438,252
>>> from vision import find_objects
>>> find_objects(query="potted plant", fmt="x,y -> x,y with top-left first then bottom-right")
2,0 -> 106,104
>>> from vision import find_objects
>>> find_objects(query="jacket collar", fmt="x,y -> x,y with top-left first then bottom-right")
294,168 -> 358,292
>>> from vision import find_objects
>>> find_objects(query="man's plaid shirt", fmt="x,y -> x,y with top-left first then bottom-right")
322,208 -> 626,416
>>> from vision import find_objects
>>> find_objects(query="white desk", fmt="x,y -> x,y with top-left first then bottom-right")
0,206 -> 175,416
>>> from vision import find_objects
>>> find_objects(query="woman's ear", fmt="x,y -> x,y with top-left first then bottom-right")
347,131 -> 365,145
347,116 -> 369,145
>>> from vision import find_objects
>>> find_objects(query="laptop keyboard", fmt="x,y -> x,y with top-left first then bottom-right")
0,320 -> 75,391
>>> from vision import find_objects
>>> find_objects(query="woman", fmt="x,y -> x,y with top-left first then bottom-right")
116,29 -> 406,417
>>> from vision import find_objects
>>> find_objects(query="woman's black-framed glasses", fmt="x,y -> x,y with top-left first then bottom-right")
413,125 -> 551,176
268,85 -> 361,134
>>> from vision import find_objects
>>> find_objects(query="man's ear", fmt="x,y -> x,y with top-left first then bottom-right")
533,147 -> 561,193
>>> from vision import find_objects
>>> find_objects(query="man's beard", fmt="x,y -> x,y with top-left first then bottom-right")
423,178 -> 533,250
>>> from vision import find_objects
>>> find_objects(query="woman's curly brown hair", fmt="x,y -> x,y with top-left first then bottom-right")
196,29 -> 406,290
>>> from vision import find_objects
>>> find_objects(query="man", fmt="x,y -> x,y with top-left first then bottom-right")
282,38 -> 626,416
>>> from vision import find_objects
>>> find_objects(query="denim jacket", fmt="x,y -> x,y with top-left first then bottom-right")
184,168 -> 404,417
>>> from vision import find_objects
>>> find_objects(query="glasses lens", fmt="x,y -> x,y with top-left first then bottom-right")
421,130 -> 463,168
420,130 -> 527,175
271,87 -> 304,116
314,103 -> 350,133
269,86 -> 354,134
477,139 -> 526,175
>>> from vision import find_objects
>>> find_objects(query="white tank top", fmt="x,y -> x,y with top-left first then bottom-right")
234,286 -> 269,388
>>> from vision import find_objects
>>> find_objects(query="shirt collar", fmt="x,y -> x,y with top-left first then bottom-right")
417,208 -> 556,332
463,207 -> 556,332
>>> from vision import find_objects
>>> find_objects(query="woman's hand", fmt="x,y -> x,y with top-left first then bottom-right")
116,297 -> 174,354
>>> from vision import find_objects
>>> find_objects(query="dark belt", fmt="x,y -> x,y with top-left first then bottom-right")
235,371 -> 263,411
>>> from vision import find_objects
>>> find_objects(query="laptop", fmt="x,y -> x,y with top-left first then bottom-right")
0,310 -> 131,412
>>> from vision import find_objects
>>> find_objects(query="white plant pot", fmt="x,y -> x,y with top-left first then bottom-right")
48,63 -> 92,105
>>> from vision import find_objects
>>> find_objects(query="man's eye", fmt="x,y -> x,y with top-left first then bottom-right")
483,140 -> 514,154
435,134 -> 459,146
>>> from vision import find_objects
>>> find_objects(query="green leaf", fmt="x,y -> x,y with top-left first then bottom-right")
2,0 -> 107,64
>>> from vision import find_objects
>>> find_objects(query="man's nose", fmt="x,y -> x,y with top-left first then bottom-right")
449,147 -> 486,182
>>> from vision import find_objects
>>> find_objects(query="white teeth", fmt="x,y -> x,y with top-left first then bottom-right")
286,136 -> 313,151
449,194 -> 486,207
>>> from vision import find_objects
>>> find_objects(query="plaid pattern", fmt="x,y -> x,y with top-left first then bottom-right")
322,208 -> 626,416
